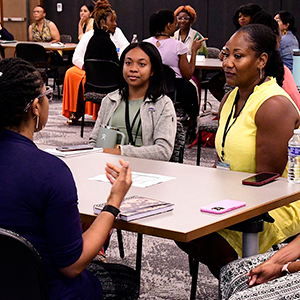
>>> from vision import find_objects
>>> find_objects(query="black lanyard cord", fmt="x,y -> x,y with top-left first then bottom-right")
125,98 -> 141,146
220,76 -> 267,161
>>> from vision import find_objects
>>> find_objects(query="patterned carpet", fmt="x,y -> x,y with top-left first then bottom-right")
34,91 -> 220,299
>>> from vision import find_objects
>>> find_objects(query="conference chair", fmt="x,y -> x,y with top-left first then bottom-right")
15,43 -> 57,89
0,228 -> 48,300
81,59 -> 119,137
0,44 -> 5,59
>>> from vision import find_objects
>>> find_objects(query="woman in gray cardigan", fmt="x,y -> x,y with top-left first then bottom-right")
89,42 -> 176,161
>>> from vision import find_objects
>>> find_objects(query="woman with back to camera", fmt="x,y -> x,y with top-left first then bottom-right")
62,0 -> 119,125
0,57 -> 139,300
274,11 -> 299,72
89,42 -> 177,161
176,24 -> 300,279
144,9 -> 207,141
78,4 -> 94,41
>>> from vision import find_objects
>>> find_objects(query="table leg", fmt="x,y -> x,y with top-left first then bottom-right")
242,232 -> 259,258
190,258 -> 199,300
197,130 -> 202,166
136,233 -> 143,279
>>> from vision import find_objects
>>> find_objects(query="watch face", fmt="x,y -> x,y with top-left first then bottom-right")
281,263 -> 291,275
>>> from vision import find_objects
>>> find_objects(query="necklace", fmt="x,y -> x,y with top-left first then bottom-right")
155,32 -> 170,38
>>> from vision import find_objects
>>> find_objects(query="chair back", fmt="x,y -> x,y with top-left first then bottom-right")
0,45 -> 5,59
0,228 -> 48,300
60,34 -> 72,43
170,121 -> 185,163
84,59 -> 119,93
207,47 -> 220,59
15,43 -> 48,66
163,64 -> 176,102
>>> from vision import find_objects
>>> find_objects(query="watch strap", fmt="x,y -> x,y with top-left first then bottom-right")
102,205 -> 120,218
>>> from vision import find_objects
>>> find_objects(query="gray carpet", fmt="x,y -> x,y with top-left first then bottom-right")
34,90 -> 220,299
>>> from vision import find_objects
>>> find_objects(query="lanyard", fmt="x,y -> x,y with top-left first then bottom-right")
220,76 -> 267,161
125,98 -> 142,146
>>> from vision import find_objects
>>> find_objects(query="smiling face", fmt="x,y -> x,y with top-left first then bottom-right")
123,47 -> 153,92
222,31 -> 262,88
176,11 -> 192,31
80,5 -> 91,20
238,13 -> 251,27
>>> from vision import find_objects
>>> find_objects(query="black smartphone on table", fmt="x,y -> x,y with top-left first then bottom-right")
242,172 -> 280,186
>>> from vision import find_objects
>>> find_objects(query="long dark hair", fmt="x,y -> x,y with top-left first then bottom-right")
237,24 -> 284,86
275,11 -> 297,34
118,42 -> 167,101
0,58 -> 43,129
232,3 -> 262,29
149,10 -> 174,36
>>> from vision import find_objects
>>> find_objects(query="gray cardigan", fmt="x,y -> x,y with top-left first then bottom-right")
89,90 -> 177,161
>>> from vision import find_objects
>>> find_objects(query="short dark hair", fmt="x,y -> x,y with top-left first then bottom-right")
118,42 -> 167,101
237,24 -> 284,86
0,58 -> 44,129
275,11 -> 297,34
149,10 -> 174,36
35,5 -> 46,14
232,3 -> 262,29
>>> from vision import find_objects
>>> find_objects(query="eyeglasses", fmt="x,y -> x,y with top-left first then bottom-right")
33,10 -> 43,13
23,86 -> 53,112
177,16 -> 191,21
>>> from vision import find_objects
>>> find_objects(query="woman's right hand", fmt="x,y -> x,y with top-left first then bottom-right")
191,36 -> 208,54
105,159 -> 132,208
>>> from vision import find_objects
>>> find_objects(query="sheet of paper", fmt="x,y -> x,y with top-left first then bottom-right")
44,148 -> 103,157
89,171 -> 175,188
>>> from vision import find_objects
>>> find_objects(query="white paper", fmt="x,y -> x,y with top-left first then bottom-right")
44,148 -> 103,157
89,171 -> 175,188
187,54 -> 205,62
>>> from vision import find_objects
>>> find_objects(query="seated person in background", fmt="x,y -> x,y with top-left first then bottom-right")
176,24 -> 300,279
89,42 -> 176,161
0,23 -> 14,40
174,5 -> 207,56
78,4 -> 94,41
274,11 -> 299,72
28,5 -> 60,42
0,57 -> 139,300
144,9 -> 207,141
62,0 -> 124,124
232,3 -> 262,30
220,234 -> 300,299
250,10 -> 300,109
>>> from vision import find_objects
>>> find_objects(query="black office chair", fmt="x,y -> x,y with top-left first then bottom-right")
15,43 -> 57,88
163,64 -> 177,103
81,59 -> 119,137
0,228 -> 48,300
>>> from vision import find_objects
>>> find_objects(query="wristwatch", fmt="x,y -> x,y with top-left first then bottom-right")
281,262 -> 292,275
102,205 -> 120,219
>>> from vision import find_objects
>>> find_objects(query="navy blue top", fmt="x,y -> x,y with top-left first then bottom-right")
0,27 -> 14,40
0,129 -> 102,300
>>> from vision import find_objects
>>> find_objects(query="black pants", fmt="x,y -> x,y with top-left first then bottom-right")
175,78 -> 199,123
87,261 -> 140,300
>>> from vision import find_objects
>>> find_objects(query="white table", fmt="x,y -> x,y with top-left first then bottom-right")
195,58 -> 223,70
0,41 -> 77,51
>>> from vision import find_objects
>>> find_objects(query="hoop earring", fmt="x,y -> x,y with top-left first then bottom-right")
36,116 -> 39,129
283,29 -> 287,35
101,24 -> 108,32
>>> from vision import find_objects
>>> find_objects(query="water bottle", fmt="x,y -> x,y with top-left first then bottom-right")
288,129 -> 300,183
131,34 -> 138,44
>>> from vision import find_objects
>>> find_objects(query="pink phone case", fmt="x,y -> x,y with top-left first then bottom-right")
200,199 -> 246,214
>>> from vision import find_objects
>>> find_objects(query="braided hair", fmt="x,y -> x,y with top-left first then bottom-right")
0,57 -> 43,129
92,0 -> 114,30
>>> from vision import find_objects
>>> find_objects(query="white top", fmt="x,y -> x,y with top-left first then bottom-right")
144,36 -> 188,78
72,27 -> 129,69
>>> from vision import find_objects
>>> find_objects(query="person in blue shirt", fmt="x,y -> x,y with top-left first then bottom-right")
274,11 -> 299,72
0,57 -> 139,300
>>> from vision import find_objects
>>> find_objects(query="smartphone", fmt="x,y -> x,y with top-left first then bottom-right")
242,172 -> 280,186
200,199 -> 246,214
56,145 -> 94,152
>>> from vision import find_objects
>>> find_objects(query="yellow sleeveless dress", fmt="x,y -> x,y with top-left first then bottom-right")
215,77 -> 300,257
